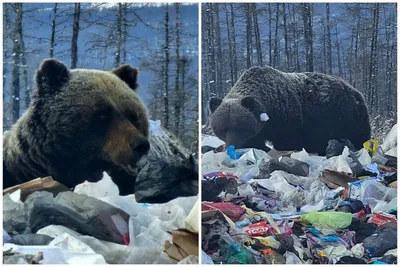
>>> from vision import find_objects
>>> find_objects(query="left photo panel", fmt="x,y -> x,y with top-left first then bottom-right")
3,2 -> 199,264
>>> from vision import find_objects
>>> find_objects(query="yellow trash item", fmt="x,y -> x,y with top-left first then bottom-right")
363,139 -> 379,154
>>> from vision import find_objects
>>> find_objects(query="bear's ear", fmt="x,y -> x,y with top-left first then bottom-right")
35,59 -> 70,96
241,96 -> 260,111
112,64 -> 139,91
209,97 -> 222,113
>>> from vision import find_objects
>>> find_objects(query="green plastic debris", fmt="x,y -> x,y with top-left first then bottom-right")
301,211 -> 353,230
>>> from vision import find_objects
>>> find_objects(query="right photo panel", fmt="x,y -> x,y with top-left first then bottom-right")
201,3 -> 397,265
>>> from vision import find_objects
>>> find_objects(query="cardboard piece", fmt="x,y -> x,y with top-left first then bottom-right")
319,170 -> 358,189
3,177 -> 70,202
163,229 -> 198,262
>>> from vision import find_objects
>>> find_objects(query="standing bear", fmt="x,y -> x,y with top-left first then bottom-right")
208,66 -> 371,155
3,59 -> 150,195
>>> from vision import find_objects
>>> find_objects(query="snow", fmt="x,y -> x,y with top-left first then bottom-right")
149,120 -> 167,137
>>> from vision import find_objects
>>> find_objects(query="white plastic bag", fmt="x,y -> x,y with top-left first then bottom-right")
360,180 -> 397,210
74,172 -> 119,199
326,146 -> 353,174
3,242 -> 107,264
355,148 -> 372,166
380,124 -> 397,154
202,250 -> 214,264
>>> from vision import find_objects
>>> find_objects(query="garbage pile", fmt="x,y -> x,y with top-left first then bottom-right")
201,124 -> 397,264
3,120 -> 199,264
3,174 -> 199,264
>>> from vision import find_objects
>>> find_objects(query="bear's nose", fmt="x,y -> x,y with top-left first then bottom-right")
132,139 -> 150,157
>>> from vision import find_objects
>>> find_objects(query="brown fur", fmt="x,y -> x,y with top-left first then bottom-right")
3,59 -> 150,194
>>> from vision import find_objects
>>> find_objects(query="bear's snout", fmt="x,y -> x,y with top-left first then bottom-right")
131,138 -> 150,157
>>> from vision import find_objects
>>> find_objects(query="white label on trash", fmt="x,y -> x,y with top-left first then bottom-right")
260,113 -> 269,121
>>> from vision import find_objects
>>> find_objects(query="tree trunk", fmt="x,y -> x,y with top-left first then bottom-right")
180,58 -> 187,137
20,27 -> 29,108
174,3 -> 181,136
122,3 -> 128,63
229,3 -> 238,81
335,25 -> 342,77
268,3 -> 272,66
302,3 -> 313,72
225,4 -> 234,87
214,4 -> 223,96
114,3 -> 122,67
282,3 -> 289,69
3,4 -> 10,124
291,4 -> 301,72
11,3 -> 23,123
70,3 -> 80,69
326,3 -> 332,74
273,3 -> 280,67
49,3 -> 58,58
252,4 -> 263,66
163,4 -> 170,129
368,3 -> 380,114
245,3 -> 252,69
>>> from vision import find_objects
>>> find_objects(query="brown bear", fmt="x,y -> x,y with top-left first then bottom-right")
208,66 -> 371,155
3,59 -> 150,195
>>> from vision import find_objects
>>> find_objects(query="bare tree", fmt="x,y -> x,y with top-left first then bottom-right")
11,3 -> 23,123
282,3 -> 289,69
245,3 -> 252,68
163,4 -> 170,129
252,4 -> 263,66
225,4 -> 234,87
302,3 -> 314,72
326,3 -> 332,74
70,3 -> 80,69
229,3 -> 238,81
114,3 -> 122,67
174,3 -> 181,136
368,3 -> 380,114
49,3 -> 58,58
273,3 -> 280,67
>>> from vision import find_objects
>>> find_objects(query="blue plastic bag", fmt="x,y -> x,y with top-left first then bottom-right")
226,145 -> 244,160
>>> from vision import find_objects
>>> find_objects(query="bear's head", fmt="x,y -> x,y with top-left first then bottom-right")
208,96 -> 266,148
31,59 -> 149,187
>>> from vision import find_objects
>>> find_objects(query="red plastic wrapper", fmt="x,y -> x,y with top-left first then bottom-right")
202,202 -> 245,222
368,210 -> 397,226
244,222 -> 269,237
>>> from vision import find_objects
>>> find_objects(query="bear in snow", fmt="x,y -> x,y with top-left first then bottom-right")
3,59 -> 150,195
208,66 -> 371,155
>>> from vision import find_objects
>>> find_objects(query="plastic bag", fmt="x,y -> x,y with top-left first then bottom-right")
363,226 -> 397,257
284,251 -> 303,264
74,172 -> 119,199
3,242 -> 107,264
134,155 -> 198,203
301,211 -> 352,230
380,124 -> 397,154
355,148 -> 372,166
360,180 -> 397,210
326,147 -> 353,174
227,145 -> 245,160
305,180 -> 330,206
7,234 -> 54,246
326,139 -> 346,158
267,156 -> 309,177
201,250 -> 214,264
13,191 -> 131,244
